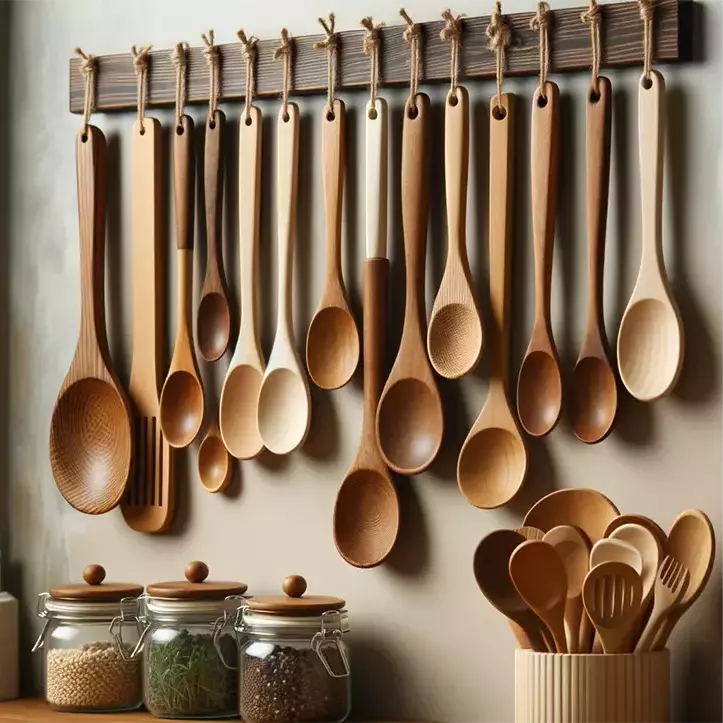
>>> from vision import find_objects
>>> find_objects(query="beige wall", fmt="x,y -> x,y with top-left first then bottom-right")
4,0 -> 721,720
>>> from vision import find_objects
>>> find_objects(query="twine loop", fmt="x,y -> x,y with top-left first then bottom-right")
201,30 -> 221,125
130,44 -> 151,133
314,14 -> 338,115
171,41 -> 189,130
530,1 -> 551,97
440,9 -> 463,100
74,48 -> 96,136
237,30 -> 258,123
361,16 -> 384,114
486,2 -> 511,115
638,0 -> 654,81
274,28 -> 294,121
581,0 -> 602,93
399,8 -> 421,114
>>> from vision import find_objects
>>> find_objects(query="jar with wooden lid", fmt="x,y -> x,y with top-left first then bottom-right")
236,575 -> 351,723
31,564 -> 143,713
135,561 -> 247,719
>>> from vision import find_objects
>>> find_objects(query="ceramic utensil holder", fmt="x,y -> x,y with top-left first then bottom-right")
515,650 -> 669,723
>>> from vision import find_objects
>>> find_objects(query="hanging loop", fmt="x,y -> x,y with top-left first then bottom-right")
360,16 -> 384,117
581,0 -> 602,95
274,28 -> 294,122
74,48 -> 97,138
171,41 -> 189,131
314,14 -> 338,116
130,44 -> 151,133
399,8 -> 422,116
237,30 -> 258,124
201,30 -> 221,126
638,0 -> 654,83
440,9 -> 463,102
530,1 -> 551,98
486,2 -> 511,116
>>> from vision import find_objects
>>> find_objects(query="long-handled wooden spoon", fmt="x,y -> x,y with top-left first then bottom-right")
197,110 -> 232,363
617,70 -> 684,401
198,417 -> 232,493
427,87 -> 483,379
376,94 -> 443,475
123,116 -> 175,532
458,94 -> 527,508
160,115 -> 205,449
334,98 -> 398,569
219,106 -> 265,460
516,81 -> 563,437
609,523 -> 661,609
570,78 -> 618,443
257,104 -> 311,455
49,127 -> 134,514
306,99 -> 359,390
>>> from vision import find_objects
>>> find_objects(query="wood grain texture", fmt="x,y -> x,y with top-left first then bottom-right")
68,0 -> 689,113
197,417 -> 232,493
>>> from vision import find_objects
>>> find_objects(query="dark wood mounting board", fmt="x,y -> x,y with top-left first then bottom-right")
69,0 -> 691,114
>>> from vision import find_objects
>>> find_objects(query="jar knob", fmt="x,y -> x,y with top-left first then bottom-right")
185,561 -> 209,584
283,575 -> 307,598
83,564 -> 106,586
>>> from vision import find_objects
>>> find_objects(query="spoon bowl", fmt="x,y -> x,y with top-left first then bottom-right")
306,306 -> 360,390
570,355 -> 617,443
198,420 -> 232,493
258,367 -> 310,456
604,514 -> 667,551
517,348 -> 562,436
220,364 -> 264,459
160,370 -> 204,449
197,292 -> 231,363
428,303 -> 483,379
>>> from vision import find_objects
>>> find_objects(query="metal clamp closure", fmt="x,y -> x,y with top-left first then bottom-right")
109,596 -> 142,661
31,593 -> 51,653
212,595 -> 245,671
311,610 -> 350,678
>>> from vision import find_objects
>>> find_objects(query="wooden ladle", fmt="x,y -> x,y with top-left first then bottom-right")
517,81 -> 563,438
617,70 -> 684,401
427,87 -> 483,379
219,106 -> 265,460
160,116 -> 205,449
458,94 -> 526,508
306,100 -> 359,390
49,127 -> 134,514
197,110 -> 232,362
376,94 -> 443,476
570,78 -> 618,443
257,104 -> 311,455
197,418 -> 232,493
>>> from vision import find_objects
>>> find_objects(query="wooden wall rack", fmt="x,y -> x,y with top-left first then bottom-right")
68,0 -> 692,114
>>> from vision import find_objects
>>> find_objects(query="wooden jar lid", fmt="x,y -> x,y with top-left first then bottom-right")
49,565 -> 143,601
146,561 -> 248,600
247,575 -> 345,615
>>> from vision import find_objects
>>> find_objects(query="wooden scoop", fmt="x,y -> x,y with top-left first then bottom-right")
197,110 -> 232,362
376,94 -> 443,476
160,115 -> 205,449
122,116 -> 175,532
257,104 -> 311,455
517,82 -> 563,438
591,537 -> 643,574
571,78 -> 618,444
604,514 -> 667,552
427,87 -> 483,379
219,106 -> 265,460
198,417 -> 232,493
49,127 -> 134,514
458,94 -> 527,508
617,70 -> 684,401
306,100 -> 359,390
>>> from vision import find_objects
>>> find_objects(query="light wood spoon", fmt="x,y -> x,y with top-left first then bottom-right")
197,417 -> 232,493
427,87 -> 483,379
543,525 -> 591,653
609,523 -> 661,610
376,94 -> 443,476
306,99 -> 359,390
219,106 -> 265,460
510,539 -> 569,653
457,94 -> 527,509
591,537 -> 643,574
617,70 -> 684,401
49,127 -> 134,514
570,78 -> 618,444
160,115 -> 205,449
604,513 -> 667,552
517,81 -> 563,438
516,526 -> 544,541
257,104 -> 311,455
197,109 -> 232,362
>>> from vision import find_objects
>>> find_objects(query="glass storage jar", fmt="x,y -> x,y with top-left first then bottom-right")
136,561 -> 247,720
236,575 -> 351,723
32,564 -> 143,713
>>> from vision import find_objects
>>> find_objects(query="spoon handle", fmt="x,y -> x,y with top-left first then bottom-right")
445,87 -> 469,256
204,110 -> 225,283
365,99 -> 388,260
174,115 -> 195,251
322,99 -> 345,278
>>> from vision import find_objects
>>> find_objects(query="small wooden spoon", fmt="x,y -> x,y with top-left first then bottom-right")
571,78 -> 618,444
427,87 -> 483,379
306,99 -> 359,390
160,116 -> 205,449
197,418 -> 232,493
510,540 -> 569,653
517,82 -> 563,438
376,94 -> 443,476
257,104 -> 311,455
197,110 -> 232,362
591,537 -> 643,574
49,127 -> 134,514
457,94 -> 527,508
219,106 -> 265,460
473,530 -> 549,652
617,70 -> 684,401
604,514 -> 667,552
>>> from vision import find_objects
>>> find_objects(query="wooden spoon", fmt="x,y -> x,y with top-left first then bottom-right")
473,530 -> 549,652
160,115 -> 205,449
591,538 -> 643,573
197,109 -> 232,362
49,127 -> 134,514
376,94 -> 443,475
123,116 -> 175,532
306,99 -> 359,390
197,417 -> 232,493
219,106 -> 265,460
516,526 -> 544,541
509,539 -> 569,653
609,523 -> 661,607
257,104 -> 311,455
427,87 -> 483,379
570,78 -> 618,444
457,94 -> 527,508
617,70 -> 684,401
604,513 -> 667,552
516,81 -> 563,438
543,525 -> 591,653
